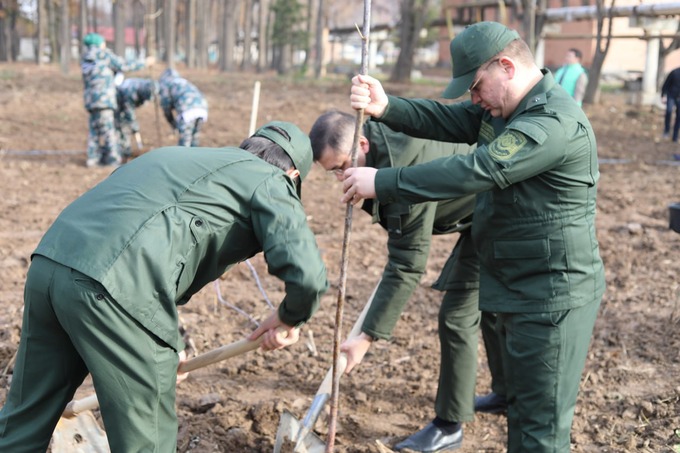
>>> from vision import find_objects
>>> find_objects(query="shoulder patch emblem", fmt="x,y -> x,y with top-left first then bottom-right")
488,131 -> 527,160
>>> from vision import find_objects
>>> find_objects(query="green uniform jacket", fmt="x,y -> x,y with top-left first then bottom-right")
360,121 -> 476,339
34,147 -> 329,350
373,70 -> 605,313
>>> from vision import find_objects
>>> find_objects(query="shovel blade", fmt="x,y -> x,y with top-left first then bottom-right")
52,410 -> 109,453
274,410 -> 326,453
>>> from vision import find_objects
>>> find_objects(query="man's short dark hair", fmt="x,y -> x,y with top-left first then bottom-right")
240,126 -> 295,173
309,110 -> 356,161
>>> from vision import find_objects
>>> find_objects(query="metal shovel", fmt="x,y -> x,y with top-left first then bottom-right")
53,334 -> 270,452
273,282 -> 379,453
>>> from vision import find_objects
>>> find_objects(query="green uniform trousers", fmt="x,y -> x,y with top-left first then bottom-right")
434,230 -> 505,422
481,311 -> 506,397
0,256 -> 179,452
435,287 -> 480,422
498,298 -> 601,453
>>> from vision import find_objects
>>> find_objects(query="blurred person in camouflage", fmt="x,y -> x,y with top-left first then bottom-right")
158,68 -> 209,147
80,32 -> 152,168
115,78 -> 158,162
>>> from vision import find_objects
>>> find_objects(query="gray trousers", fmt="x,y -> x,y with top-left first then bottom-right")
0,255 -> 179,452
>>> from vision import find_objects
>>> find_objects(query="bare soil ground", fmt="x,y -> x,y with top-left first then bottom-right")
0,62 -> 679,452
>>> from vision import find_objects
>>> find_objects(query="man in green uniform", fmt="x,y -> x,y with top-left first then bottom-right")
343,22 -> 605,453
0,122 -> 329,453
310,110 -> 506,452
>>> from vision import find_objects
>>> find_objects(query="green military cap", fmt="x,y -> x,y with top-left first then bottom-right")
442,21 -> 520,99
83,33 -> 105,47
253,121 -> 313,194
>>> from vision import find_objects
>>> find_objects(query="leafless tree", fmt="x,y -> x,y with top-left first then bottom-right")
185,0 -> 196,67
194,0 -> 209,67
242,0 -> 254,70
220,0 -> 240,71
390,0 -> 429,83
113,0 -> 125,56
257,0 -> 270,72
37,0 -> 47,64
60,0 -> 70,73
313,0 -> 325,78
584,0 -> 615,104
163,0 -> 176,67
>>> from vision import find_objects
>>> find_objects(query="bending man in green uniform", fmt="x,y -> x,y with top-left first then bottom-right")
310,110 -> 506,452
0,121 -> 329,453
343,22 -> 605,453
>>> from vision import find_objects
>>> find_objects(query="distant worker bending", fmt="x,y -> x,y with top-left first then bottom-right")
158,68 -> 208,147
115,78 -> 158,161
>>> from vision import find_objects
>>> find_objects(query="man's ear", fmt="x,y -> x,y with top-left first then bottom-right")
359,136 -> 370,154
498,56 -> 516,78
287,168 -> 301,179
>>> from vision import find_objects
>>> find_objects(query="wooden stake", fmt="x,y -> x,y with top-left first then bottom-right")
249,80 -> 261,135
325,1 -> 371,451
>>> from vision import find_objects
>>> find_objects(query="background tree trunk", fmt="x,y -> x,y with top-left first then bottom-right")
584,0 -> 615,105
185,0 -> 195,67
113,0 -> 125,57
241,0 -> 253,70
60,0 -> 70,73
301,0 -> 313,74
0,1 -> 21,62
132,0 -> 142,57
48,0 -> 58,63
313,0 -> 325,79
163,0 -> 175,66
144,0 -> 158,60
92,0 -> 98,31
257,0 -> 269,72
0,2 -> 11,61
78,0 -> 87,58
390,0 -> 429,83
220,0 -> 235,71
37,0 -> 47,64
194,0 -> 208,67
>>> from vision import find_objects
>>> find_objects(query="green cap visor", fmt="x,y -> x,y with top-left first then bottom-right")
253,121 -> 313,196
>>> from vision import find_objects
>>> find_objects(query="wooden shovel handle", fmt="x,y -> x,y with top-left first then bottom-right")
62,335 -> 268,418
178,336 -> 263,373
